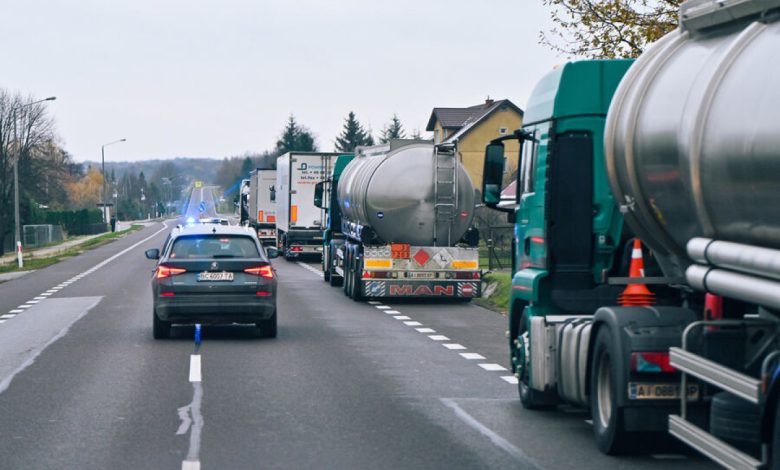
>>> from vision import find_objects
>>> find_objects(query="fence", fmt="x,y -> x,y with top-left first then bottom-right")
23,225 -> 65,248
479,224 -> 513,271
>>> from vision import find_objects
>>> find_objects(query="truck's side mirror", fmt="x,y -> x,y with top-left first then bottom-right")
483,143 -> 506,205
314,182 -> 324,208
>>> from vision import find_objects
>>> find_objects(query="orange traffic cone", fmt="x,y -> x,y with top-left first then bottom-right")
618,239 -> 655,306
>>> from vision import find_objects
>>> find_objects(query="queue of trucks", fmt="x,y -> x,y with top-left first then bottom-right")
231,0 -> 780,464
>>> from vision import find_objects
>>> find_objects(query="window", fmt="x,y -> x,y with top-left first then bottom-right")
499,127 -> 508,135
520,139 -> 538,195
170,235 -> 260,259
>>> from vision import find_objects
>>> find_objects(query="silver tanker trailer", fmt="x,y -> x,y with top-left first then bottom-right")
605,0 -> 780,466
335,141 -> 481,300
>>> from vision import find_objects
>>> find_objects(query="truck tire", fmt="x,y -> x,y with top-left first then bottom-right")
343,248 -> 353,297
350,247 -> 364,301
323,247 -> 331,282
710,391 -> 761,456
153,310 -> 171,339
590,326 -> 630,454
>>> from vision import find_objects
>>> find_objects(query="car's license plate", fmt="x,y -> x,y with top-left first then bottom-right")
628,382 -> 699,400
408,272 -> 435,279
197,272 -> 234,282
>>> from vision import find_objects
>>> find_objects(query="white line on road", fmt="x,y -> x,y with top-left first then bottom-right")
189,355 -> 202,383
33,297 -> 46,300
368,301 -> 381,305
416,328 -> 436,333
8,310 -> 24,314
404,321 -> 423,326
429,335 -> 450,341
26,300 -> 40,304
441,398 -> 539,468
0,314 -> 16,319
18,305 -> 32,309
479,363 -> 507,371
460,353 -> 486,360
443,343 -> 466,350
501,376 -> 519,384
393,316 -> 411,320
385,310 -> 400,314
375,306 -> 391,310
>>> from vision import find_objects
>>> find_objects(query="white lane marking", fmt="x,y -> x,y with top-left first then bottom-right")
501,376 -> 519,384
18,305 -> 32,309
9,310 -> 24,314
479,363 -> 507,371
443,343 -> 466,350
416,328 -> 436,333
182,460 -> 201,470
45,290 -> 57,293
393,316 -> 411,320
441,398 -> 539,468
404,321 -> 422,326
26,300 -> 40,305
429,335 -> 450,341
40,293 -> 52,297
385,310 -> 400,314
189,355 -> 202,383
0,320 -> 5,324
368,301 -> 381,305
33,297 -> 46,300
179,383 -> 204,470
0,314 -> 16,319
460,353 -> 486,360
375,306 -> 391,310
296,262 -> 324,277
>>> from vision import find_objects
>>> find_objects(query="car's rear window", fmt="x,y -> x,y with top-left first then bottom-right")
170,235 -> 260,259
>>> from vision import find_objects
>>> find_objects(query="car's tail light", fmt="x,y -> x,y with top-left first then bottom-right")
159,292 -> 175,297
630,352 -> 676,373
244,266 -> 274,279
256,291 -> 272,297
156,266 -> 187,279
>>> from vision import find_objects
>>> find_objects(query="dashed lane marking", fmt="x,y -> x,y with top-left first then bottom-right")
385,310 -> 400,314
443,343 -> 467,350
368,301 -> 381,305
8,310 -> 24,314
0,314 -> 16,320
501,376 -> 519,384
429,335 -> 450,341
189,355 -> 202,383
479,364 -> 508,371
416,328 -> 436,333
18,305 -> 32,309
33,297 -> 46,301
393,316 -> 411,320
404,321 -> 423,326
460,353 -> 486,360
375,306 -> 391,310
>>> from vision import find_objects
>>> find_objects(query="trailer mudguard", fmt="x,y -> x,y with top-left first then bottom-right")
589,306 -> 698,411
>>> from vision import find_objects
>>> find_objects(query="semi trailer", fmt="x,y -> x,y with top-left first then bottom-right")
480,0 -> 780,466
275,152 -> 338,260
248,167 -> 277,246
330,140 -> 481,300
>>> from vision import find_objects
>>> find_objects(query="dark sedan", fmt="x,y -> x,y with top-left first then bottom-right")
145,224 -> 279,339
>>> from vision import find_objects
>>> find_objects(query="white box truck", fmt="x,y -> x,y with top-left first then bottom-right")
248,167 -> 277,246
275,152 -> 338,260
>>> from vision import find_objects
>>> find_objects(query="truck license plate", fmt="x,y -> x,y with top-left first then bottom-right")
628,382 -> 699,400
197,272 -> 234,282
408,272 -> 435,279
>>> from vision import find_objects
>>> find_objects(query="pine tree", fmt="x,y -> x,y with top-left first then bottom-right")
335,111 -> 373,152
275,115 -> 317,154
379,114 -> 406,144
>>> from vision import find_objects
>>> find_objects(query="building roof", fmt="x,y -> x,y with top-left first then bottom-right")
425,99 -> 524,138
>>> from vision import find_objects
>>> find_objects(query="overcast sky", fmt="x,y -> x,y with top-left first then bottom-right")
3,1 -> 560,162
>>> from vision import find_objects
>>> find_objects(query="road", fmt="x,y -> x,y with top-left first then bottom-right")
0,187 -> 714,469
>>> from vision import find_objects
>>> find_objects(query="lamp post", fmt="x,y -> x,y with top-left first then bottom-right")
101,138 -> 126,224
12,96 -> 56,268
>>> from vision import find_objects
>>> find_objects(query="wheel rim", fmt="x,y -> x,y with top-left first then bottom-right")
596,352 -> 612,428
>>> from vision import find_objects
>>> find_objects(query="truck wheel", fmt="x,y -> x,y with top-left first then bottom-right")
343,248 -> 353,297
590,327 -> 629,454
710,391 -> 761,456
323,248 -> 331,282
153,310 -> 171,339
515,310 -> 556,410
350,252 -> 364,301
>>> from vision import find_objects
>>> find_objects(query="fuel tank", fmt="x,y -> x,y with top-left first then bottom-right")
337,142 -> 475,246
604,0 -> 780,278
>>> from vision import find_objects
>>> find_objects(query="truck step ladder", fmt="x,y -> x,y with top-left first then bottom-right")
433,146 -> 458,246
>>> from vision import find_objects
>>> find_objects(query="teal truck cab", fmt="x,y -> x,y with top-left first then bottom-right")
315,154 -> 354,285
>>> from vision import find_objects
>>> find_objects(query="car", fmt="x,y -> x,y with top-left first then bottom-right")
145,223 -> 280,339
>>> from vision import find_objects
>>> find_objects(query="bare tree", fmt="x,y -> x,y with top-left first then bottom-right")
540,0 -> 681,58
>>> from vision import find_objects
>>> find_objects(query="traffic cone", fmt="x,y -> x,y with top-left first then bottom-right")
618,239 -> 655,306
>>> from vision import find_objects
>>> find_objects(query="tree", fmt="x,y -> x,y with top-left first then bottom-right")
379,114 -> 406,144
541,0 -> 680,58
334,112 -> 374,152
275,115 -> 317,154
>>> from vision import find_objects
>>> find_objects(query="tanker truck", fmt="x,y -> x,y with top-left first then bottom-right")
247,166 -> 277,246
480,0 -> 780,465
334,141 -> 481,300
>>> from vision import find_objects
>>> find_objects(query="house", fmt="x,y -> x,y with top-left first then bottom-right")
426,99 -> 523,191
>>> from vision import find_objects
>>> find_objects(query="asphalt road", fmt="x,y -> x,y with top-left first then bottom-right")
0,188 -> 715,469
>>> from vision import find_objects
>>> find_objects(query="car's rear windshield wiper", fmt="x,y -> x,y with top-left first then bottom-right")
212,254 -> 237,258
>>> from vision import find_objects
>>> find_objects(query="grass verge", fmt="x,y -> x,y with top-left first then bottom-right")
475,271 -> 512,314
0,224 -> 144,274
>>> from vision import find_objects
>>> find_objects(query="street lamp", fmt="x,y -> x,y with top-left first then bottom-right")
101,138 -> 126,224
12,96 -> 56,268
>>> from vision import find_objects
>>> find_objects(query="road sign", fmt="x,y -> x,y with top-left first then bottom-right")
199,201 -> 206,213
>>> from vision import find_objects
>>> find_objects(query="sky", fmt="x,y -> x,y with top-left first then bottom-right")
3,1 -> 560,162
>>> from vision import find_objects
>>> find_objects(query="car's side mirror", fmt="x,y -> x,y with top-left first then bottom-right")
145,248 -> 160,260
313,182 -> 324,208
266,247 -> 280,259
482,142 -> 506,205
